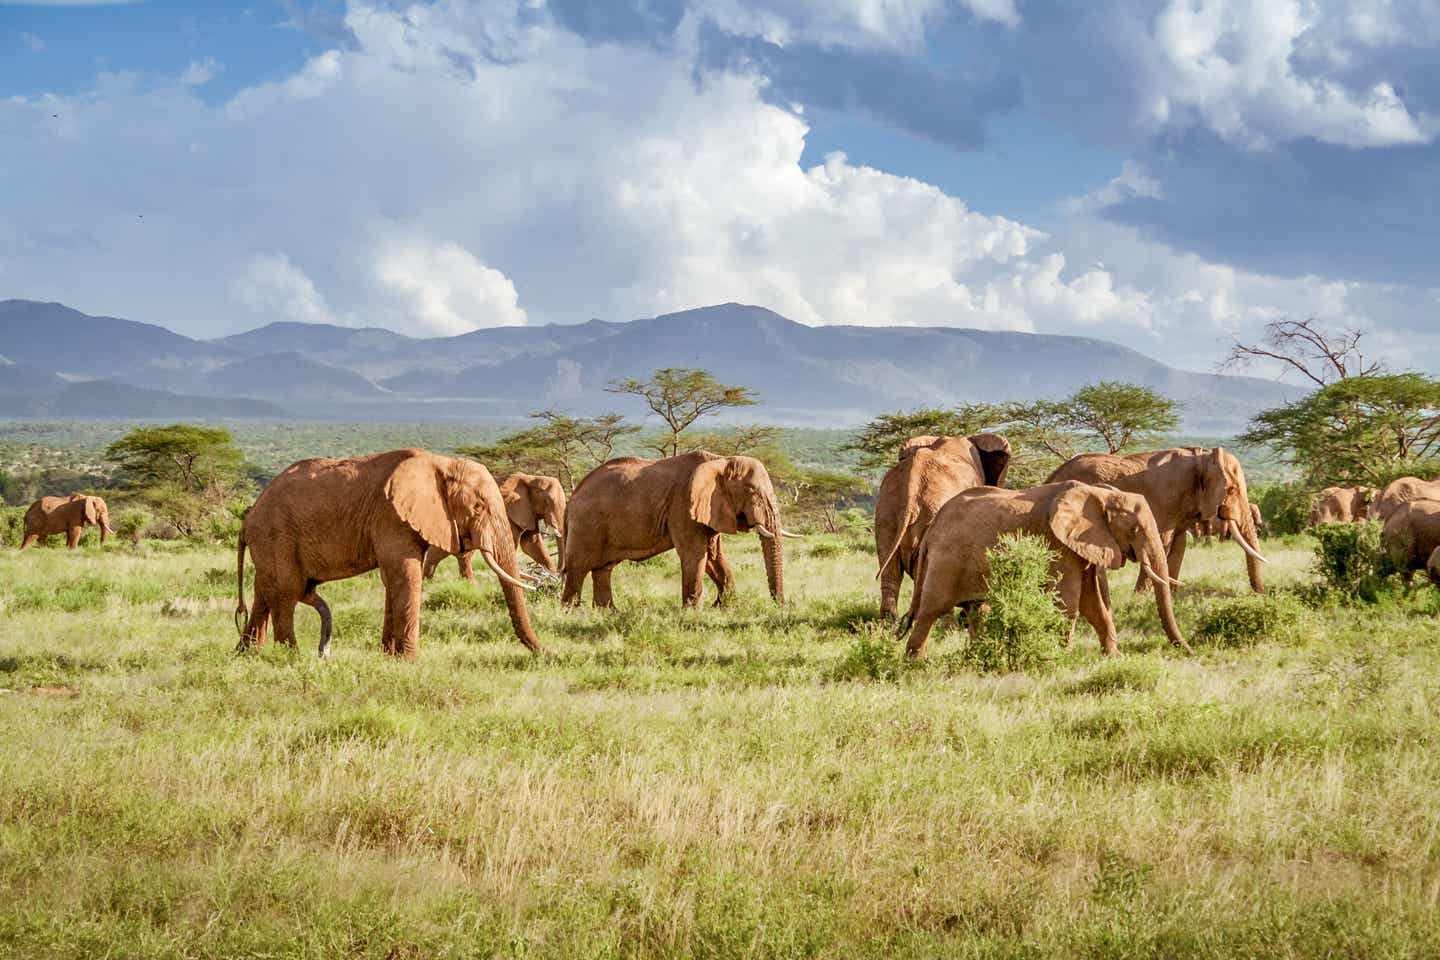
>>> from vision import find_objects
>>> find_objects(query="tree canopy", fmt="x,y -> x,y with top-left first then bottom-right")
607,368 -> 758,457
105,424 -> 245,494
1240,373 -> 1440,486
1062,381 -> 1180,454
457,410 -> 639,491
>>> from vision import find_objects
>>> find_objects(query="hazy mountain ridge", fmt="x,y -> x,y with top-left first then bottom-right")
0,299 -> 1300,428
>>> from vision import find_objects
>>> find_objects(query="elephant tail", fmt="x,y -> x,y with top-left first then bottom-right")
875,507 -> 915,581
234,529 -> 249,640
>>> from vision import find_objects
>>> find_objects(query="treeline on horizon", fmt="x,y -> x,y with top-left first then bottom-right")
3,318 -> 1438,547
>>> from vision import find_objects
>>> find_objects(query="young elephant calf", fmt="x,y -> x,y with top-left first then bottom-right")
901,480 -> 1188,658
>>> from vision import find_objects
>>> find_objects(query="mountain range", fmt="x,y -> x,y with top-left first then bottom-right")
0,299 -> 1300,431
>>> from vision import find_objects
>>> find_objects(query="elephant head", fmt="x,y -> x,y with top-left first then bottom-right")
1050,483 -> 1187,651
507,473 -> 567,557
1196,447 -> 1266,591
898,434 -> 1012,486
78,495 -> 113,543
689,454 -> 788,603
385,456 -> 530,591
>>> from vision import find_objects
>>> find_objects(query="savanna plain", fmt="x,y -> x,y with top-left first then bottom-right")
2,533 -> 1439,958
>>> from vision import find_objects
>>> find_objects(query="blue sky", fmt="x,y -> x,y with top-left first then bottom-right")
3,0 -> 1438,374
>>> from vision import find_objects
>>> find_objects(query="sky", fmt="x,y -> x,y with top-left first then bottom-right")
2,0 -> 1438,375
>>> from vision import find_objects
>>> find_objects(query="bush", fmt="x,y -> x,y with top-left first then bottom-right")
1312,520 -> 1390,602
832,626 -> 904,682
1195,593 -> 1310,648
1252,482 -> 1314,537
955,533 -> 1065,674
0,506 -> 25,548
113,509 -> 150,546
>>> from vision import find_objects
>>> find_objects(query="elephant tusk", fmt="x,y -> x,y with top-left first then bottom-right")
1227,521 -> 1270,564
1168,576 -> 1185,588
754,524 -> 776,539
1140,560 -> 1171,590
480,551 -> 534,590
780,529 -> 803,539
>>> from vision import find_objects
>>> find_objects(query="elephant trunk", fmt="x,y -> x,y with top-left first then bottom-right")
549,507 -> 565,574
761,503 -> 784,604
1236,502 -> 1264,594
1146,537 -> 1189,653
481,516 -> 543,653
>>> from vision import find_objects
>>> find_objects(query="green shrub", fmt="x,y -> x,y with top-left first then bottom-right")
114,509 -> 150,546
956,533 -> 1065,674
1312,520 -> 1390,602
807,540 -> 844,559
1252,482 -> 1314,537
0,506 -> 25,547
1195,593 -> 1310,648
832,626 -> 904,682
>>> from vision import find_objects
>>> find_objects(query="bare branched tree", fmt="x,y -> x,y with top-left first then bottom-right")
1220,318 -> 1381,387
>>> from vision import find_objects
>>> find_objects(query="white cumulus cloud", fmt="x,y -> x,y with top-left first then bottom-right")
372,235 -> 527,336
231,253 -> 339,327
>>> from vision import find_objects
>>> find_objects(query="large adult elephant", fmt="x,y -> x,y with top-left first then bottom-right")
561,451 -> 794,608
874,433 -> 1012,617
20,494 -> 114,549
423,472 -> 567,580
900,481 -> 1187,658
1309,486 -> 1377,525
1371,477 -> 1440,524
1381,500 -> 1440,586
236,449 -> 540,659
1047,446 -> 1267,594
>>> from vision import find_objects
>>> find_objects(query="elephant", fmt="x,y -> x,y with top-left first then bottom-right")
874,433 -> 1012,617
900,480 -> 1188,658
1047,446 -> 1267,595
1430,546 -> 1440,587
1309,486 -> 1377,525
1371,477 -> 1440,524
235,449 -> 540,659
561,450 -> 795,608
1252,502 -> 1266,538
20,495 -> 113,549
1381,500 -> 1440,587
1193,503 -> 1264,543
423,472 -> 567,580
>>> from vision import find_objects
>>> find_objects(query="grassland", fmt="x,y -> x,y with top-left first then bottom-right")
2,533 -> 1438,958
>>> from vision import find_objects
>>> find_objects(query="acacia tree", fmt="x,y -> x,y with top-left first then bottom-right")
607,368 -> 758,457
1241,373 -> 1440,486
1221,317 -> 1381,386
105,424 -> 248,534
458,411 -> 638,491
845,404 -> 1007,472
1060,381 -> 1180,454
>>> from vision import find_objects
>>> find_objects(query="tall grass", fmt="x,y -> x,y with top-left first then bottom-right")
1,532 -> 1438,957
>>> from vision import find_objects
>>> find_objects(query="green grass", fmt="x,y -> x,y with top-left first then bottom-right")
2,534 -> 1439,958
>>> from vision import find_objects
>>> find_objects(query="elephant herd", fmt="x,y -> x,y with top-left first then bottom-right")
215,439 -> 1273,661
1348,478 -> 1440,585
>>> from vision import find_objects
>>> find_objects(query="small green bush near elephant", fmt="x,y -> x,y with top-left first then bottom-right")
954,532 -> 1066,673
3,533 -> 1440,958
1312,519 -> 1391,602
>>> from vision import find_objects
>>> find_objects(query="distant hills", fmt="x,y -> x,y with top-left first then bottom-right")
0,299 -> 1300,430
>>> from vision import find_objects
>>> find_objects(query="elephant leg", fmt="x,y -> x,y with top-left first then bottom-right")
383,558 -> 423,659
706,536 -> 734,607
67,526 -> 81,549
301,587 -> 333,659
1056,567 -> 1085,644
518,532 -> 553,572
593,565 -> 616,609
457,551 -> 475,581
1078,566 -> 1118,656
1166,530 -> 1188,582
378,564 -> 398,655
242,593 -> 272,649
878,555 -> 903,620
273,599 -> 299,650
679,548 -> 705,608
422,548 -> 442,580
562,566 -> 588,607
19,532 -> 38,550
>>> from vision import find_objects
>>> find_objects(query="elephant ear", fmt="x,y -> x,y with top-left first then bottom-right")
385,455 -> 463,555
968,433 -> 1012,487
688,456 -> 739,533
83,497 -> 100,524
1049,484 -> 1126,570
505,479 -> 539,532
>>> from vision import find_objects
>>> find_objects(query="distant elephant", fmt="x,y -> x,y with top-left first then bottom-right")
874,433 -> 1012,617
1251,502 -> 1266,538
1309,486 -> 1377,525
1048,446 -> 1267,594
1371,477 -> 1440,524
1190,517 -> 1225,544
20,494 -> 113,549
423,472 -> 567,580
1381,500 -> 1440,587
562,451 -> 795,608
236,449 -> 540,659
900,480 -> 1188,658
